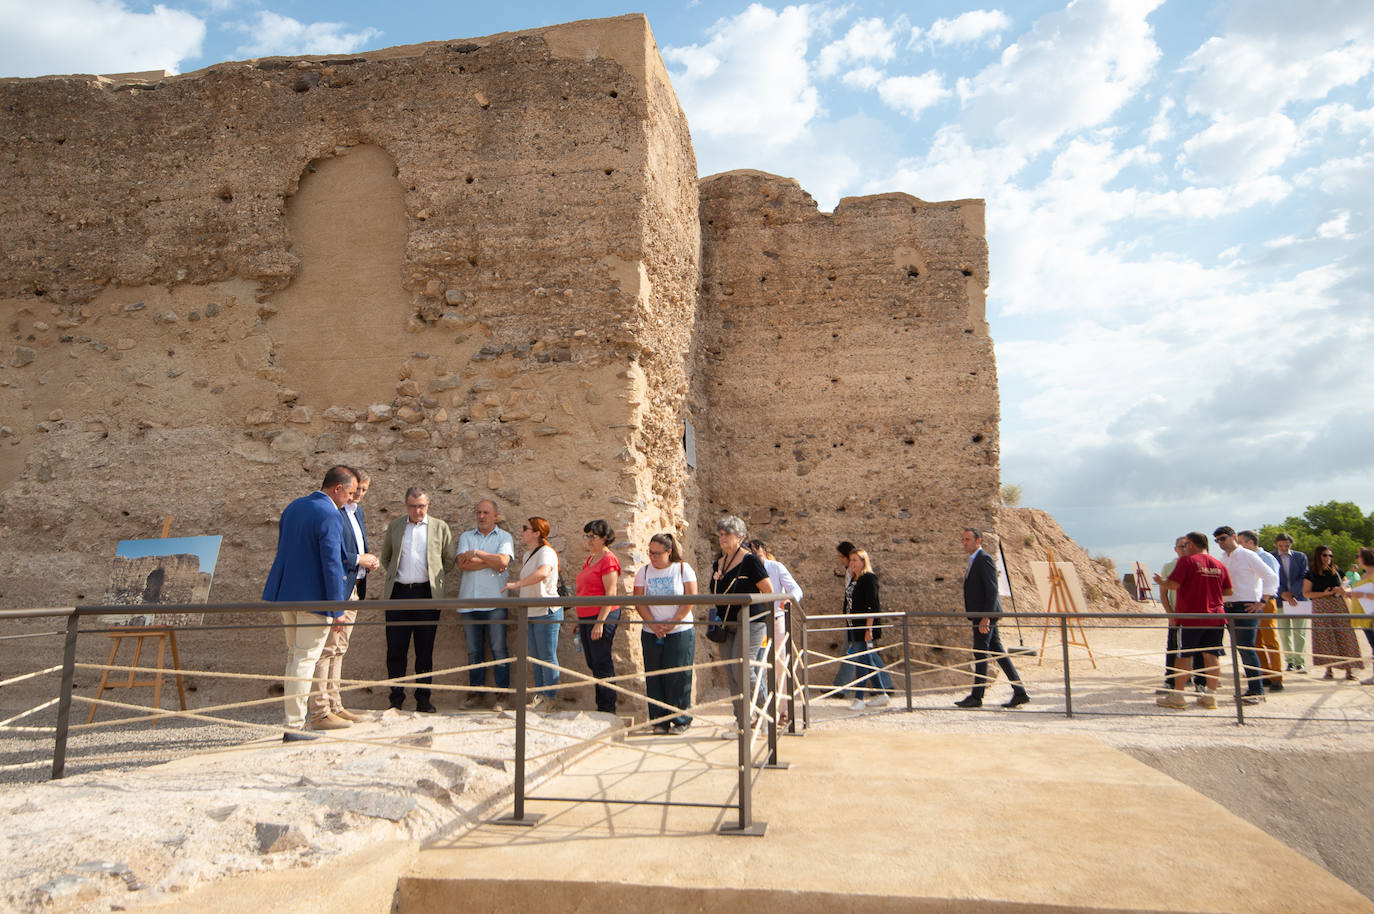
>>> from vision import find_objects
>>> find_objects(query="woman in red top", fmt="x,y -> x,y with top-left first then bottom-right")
575,519 -> 622,712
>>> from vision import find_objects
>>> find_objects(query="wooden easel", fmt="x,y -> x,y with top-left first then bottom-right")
1132,562 -> 1153,601
86,515 -> 190,724
1037,547 -> 1096,668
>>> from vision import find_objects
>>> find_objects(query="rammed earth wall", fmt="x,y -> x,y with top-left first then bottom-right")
0,14 -> 996,705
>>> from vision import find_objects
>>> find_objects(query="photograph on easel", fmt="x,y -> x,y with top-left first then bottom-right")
101,535 -> 222,627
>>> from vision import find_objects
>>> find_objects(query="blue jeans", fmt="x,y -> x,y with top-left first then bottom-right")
1225,606 -> 1263,694
462,608 -> 510,690
528,608 -> 563,692
834,640 -> 894,698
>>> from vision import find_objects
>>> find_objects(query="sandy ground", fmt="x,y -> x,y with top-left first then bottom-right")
804,620 -> 1374,901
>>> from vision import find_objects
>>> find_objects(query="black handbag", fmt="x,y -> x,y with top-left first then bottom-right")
706,555 -> 738,643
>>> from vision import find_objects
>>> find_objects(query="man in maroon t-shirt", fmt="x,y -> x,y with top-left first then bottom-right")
1157,531 -> 1233,709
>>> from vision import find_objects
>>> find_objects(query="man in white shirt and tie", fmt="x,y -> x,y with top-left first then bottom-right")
308,467 -> 378,729
377,487 -> 455,712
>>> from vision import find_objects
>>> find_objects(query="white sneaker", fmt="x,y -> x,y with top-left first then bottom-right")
866,694 -> 890,708
848,698 -> 867,711
1361,676 -> 1374,686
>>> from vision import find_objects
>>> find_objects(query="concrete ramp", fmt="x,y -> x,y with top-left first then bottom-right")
402,728 -> 1372,913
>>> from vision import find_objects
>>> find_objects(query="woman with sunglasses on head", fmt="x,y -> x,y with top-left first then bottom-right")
1304,545 -> 1363,680
835,548 -> 894,711
503,517 -> 561,711
711,516 -> 774,726
632,532 -> 698,734
575,519 -> 622,713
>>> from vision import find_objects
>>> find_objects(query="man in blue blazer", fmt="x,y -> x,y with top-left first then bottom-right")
1270,532 -> 1311,673
308,467 -> 379,728
955,528 -> 1029,709
263,465 -> 356,741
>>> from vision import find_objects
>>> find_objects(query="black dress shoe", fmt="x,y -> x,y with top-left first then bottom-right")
416,701 -> 437,713
1267,681 -> 1285,692
282,730 -> 318,743
1002,691 -> 1031,708
954,695 -> 983,708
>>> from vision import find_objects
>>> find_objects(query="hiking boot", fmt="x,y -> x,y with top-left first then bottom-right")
1195,692 -> 1218,710
1155,693 -> 1187,710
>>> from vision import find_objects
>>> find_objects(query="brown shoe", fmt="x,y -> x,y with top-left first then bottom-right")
332,708 -> 367,723
309,712 -> 352,731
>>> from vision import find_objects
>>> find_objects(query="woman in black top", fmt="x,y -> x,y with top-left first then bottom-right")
710,515 -> 774,722
1304,545 -> 1362,680
836,549 -> 893,710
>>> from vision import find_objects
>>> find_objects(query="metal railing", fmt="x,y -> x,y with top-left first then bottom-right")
790,608 -> 1374,727
0,593 -> 791,836
4,599 -> 1371,833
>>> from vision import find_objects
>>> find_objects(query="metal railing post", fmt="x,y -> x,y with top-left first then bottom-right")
1227,618 -> 1245,726
762,607 -> 786,769
495,606 -> 541,826
51,609 -> 81,780
800,609 -> 811,730
720,612 -> 765,835
901,611 -> 913,712
784,601 -> 798,735
1059,614 -> 1073,719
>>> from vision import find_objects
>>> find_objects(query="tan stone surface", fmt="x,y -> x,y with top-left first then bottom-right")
692,171 -> 996,678
402,728 -> 1372,913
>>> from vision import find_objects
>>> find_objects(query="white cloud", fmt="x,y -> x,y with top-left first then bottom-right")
1317,211 -> 1353,239
0,0 -> 205,77
923,9 -> 1012,48
817,17 -> 896,78
1177,113 -> 1298,183
1146,97 -> 1174,145
841,66 -> 883,90
875,71 -> 949,120
954,0 -> 1163,154
1183,22 -> 1374,120
663,3 -> 826,146
233,11 -> 381,57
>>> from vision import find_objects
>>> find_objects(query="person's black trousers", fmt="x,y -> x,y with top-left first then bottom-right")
386,581 -> 438,707
970,621 -> 1022,699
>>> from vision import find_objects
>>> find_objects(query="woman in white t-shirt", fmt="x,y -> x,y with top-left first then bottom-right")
503,516 -> 561,710
632,532 -> 698,734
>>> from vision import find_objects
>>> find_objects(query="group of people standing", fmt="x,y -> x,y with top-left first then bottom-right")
262,467 -> 822,739
1154,527 -> 1373,711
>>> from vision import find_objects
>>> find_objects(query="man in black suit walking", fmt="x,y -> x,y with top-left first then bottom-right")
955,528 -> 1030,709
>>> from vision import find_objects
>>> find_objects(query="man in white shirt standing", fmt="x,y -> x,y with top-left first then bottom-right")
1213,526 -> 1280,703
456,499 -> 514,709
308,467 -> 379,729
1239,529 -> 1284,693
377,487 -> 454,713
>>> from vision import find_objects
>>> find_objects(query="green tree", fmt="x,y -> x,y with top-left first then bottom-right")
1259,502 -> 1369,571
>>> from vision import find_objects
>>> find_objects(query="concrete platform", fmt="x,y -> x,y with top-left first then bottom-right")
402,726 -> 1373,913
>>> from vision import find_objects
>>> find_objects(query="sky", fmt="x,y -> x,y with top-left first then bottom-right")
2,0 -> 1371,575
116,535 -> 222,574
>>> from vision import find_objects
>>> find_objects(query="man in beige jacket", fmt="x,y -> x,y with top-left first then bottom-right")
376,486 -> 454,712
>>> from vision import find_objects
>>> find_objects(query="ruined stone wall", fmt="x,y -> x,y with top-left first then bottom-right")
693,171 -> 998,656
0,15 -> 1000,713
0,16 -> 699,711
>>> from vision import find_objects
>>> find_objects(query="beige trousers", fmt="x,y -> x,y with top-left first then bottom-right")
282,611 -> 331,729
309,603 -> 358,718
